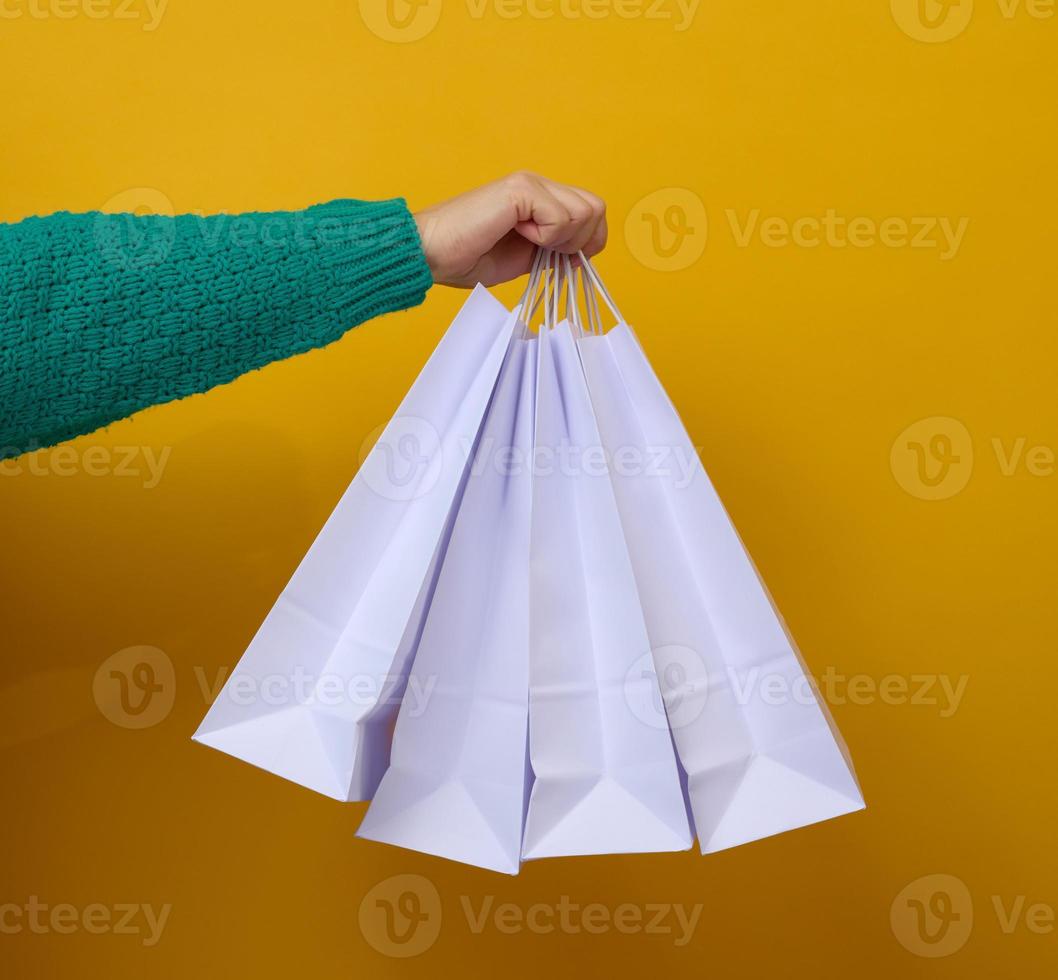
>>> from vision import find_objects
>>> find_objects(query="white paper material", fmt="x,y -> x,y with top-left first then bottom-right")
577,323 -> 865,853
194,286 -> 515,801
357,336 -> 536,874
522,322 -> 693,860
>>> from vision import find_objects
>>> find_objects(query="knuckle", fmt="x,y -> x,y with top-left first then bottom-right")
505,170 -> 536,190
577,188 -> 606,218
569,202 -> 593,223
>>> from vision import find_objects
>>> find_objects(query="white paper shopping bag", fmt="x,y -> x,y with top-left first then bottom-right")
194,286 -> 516,801
357,334 -> 536,874
575,260 -> 865,853
522,317 -> 693,860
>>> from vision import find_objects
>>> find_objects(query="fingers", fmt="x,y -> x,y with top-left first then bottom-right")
474,230 -> 537,287
582,221 -> 608,259
508,173 -> 574,249
546,181 -> 607,255
580,198 -> 608,258
413,173 -> 608,288
506,172 -> 607,256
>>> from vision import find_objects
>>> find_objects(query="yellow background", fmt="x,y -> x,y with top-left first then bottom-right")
1,0 -> 1056,975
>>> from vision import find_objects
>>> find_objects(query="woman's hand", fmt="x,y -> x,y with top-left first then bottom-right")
414,173 -> 607,288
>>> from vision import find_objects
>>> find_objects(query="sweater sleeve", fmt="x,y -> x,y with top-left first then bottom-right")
0,198 -> 435,459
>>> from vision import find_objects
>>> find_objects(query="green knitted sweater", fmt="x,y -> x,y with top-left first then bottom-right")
0,198 -> 434,460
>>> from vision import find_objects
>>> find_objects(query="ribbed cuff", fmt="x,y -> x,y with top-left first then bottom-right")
304,197 -> 435,322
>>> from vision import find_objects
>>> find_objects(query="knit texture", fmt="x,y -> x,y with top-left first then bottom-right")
0,198 -> 434,459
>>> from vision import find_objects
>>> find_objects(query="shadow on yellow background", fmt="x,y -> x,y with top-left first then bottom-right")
1,0 -> 1056,976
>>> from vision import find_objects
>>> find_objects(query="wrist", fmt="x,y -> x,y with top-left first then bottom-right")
413,209 -> 440,282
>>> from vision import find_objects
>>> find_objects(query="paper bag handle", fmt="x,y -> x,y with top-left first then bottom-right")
576,251 -> 626,329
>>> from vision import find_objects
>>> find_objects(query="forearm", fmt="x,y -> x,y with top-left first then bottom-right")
0,198 -> 433,460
